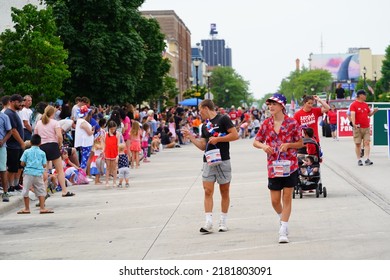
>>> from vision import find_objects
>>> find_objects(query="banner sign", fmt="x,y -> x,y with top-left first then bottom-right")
337,110 -> 353,137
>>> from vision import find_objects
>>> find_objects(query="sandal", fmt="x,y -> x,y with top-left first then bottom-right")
40,209 -> 54,214
62,192 -> 75,197
17,210 -> 31,214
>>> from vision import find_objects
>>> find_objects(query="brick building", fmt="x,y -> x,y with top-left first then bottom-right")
141,10 -> 192,102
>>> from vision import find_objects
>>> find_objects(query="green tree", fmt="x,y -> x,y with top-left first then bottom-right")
209,67 -> 251,108
381,45 -> 390,93
279,68 -> 332,104
161,75 -> 179,108
133,16 -> 171,105
45,0 -> 147,104
0,4 -> 70,102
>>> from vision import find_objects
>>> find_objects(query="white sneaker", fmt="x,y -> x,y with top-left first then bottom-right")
279,234 -> 289,243
200,222 -> 213,233
218,222 -> 228,232
279,227 -> 289,243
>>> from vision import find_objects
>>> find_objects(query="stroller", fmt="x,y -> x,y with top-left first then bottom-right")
293,138 -> 327,199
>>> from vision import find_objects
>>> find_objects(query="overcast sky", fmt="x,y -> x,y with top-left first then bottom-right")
141,0 -> 390,99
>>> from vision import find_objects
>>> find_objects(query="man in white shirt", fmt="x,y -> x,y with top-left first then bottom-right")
18,95 -> 33,140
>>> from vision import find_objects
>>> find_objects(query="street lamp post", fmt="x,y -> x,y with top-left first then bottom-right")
225,89 -> 229,107
193,58 -> 201,108
204,72 -> 212,100
362,66 -> 367,89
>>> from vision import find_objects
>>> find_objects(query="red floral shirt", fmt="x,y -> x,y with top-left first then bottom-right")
255,115 -> 302,178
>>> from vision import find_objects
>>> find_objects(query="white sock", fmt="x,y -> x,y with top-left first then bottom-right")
220,213 -> 227,224
205,212 -> 213,224
280,221 -> 289,231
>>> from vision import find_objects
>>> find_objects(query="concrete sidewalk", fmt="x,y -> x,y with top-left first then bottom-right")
0,136 -> 389,260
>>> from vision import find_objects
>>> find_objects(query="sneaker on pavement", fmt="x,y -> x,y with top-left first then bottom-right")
218,222 -> 228,232
279,227 -> 289,243
279,234 -> 289,243
200,222 -> 213,233
2,192 -> 10,202
358,159 -> 363,166
365,159 -> 373,166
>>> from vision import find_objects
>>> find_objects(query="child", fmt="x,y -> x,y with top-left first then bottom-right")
90,136 -> 105,184
61,149 -> 79,185
300,156 -> 319,176
104,121 -> 119,186
129,121 -> 142,168
141,122 -> 151,163
239,120 -> 249,139
18,134 -> 53,214
168,116 -> 177,143
117,143 -> 130,187
253,93 -> 302,243
302,127 -> 318,156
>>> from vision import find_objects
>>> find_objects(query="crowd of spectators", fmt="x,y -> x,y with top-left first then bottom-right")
0,94 -> 267,207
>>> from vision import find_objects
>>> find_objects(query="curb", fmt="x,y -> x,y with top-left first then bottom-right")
0,196 -> 24,216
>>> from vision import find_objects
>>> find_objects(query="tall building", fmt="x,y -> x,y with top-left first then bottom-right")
141,10 -> 192,102
200,24 -> 232,67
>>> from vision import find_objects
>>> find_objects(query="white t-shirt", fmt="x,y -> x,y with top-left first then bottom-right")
71,104 -> 80,120
58,119 -> 74,132
74,118 -> 94,148
18,107 -> 33,129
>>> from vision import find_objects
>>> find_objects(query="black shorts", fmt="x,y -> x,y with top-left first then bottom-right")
6,148 -> 23,173
40,142 -> 61,161
268,170 -> 298,191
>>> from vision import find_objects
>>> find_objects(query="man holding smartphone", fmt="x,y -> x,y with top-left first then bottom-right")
181,99 -> 239,233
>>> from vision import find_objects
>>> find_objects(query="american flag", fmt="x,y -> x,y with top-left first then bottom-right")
367,84 -> 375,95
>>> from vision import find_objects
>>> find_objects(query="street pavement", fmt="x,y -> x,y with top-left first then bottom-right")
0,136 -> 389,260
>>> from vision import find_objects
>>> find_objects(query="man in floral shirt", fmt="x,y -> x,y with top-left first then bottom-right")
253,93 -> 302,243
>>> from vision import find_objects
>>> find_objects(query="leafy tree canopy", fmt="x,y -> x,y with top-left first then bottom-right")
0,4 -> 70,102
45,0 -> 149,104
208,66 -> 251,108
133,16 -> 171,105
279,68 -> 333,105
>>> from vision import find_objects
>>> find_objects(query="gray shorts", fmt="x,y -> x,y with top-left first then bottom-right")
22,174 -> 46,198
202,160 -> 232,185
118,167 -> 130,179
